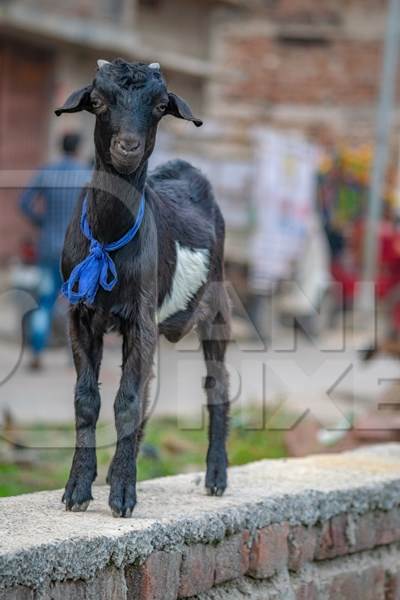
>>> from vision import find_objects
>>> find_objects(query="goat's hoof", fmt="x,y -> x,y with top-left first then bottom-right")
205,454 -> 227,497
62,482 -> 93,512
70,500 -> 90,512
109,478 -> 137,518
206,485 -> 226,497
110,505 -> 134,518
63,496 -> 91,512
111,507 -> 133,518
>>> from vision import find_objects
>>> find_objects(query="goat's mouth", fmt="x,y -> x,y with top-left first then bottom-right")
110,148 -> 142,175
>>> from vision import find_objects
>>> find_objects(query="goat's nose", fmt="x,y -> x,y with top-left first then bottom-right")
116,134 -> 141,153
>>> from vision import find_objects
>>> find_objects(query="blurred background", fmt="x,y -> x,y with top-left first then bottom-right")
1,0 -> 400,496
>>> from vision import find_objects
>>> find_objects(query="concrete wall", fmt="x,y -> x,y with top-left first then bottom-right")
136,0 -> 211,61
2,444 -> 400,599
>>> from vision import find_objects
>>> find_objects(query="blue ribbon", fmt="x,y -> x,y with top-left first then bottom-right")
62,192 -> 145,305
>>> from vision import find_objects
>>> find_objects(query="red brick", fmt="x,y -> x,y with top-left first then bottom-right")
2,586 -> 34,600
324,566 -> 385,600
350,513 -> 376,552
346,509 -> 400,554
222,35 -> 384,108
178,544 -> 216,598
51,567 -> 127,600
385,572 -> 400,600
293,581 -> 318,600
288,525 -> 317,571
248,522 -> 289,579
126,551 -> 181,600
315,514 -> 350,560
375,509 -> 400,546
313,509 -> 400,562
214,530 -> 251,585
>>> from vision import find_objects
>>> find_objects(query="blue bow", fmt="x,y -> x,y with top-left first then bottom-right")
62,192 -> 145,305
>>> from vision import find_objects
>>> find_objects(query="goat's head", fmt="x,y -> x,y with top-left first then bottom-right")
55,58 -> 202,175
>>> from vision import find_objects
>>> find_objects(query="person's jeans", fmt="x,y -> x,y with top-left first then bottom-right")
29,261 -> 62,355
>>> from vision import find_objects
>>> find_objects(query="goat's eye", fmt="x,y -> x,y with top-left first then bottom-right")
91,97 -> 105,111
157,103 -> 167,113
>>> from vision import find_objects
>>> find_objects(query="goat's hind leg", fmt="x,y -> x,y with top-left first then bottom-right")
199,294 -> 231,496
63,308 -> 103,511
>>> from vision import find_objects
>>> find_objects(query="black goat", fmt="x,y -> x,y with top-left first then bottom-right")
55,58 -> 230,517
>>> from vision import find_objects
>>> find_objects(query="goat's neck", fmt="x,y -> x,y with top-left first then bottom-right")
87,155 -> 148,244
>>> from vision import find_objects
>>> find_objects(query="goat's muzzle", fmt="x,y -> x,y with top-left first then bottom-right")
110,133 -> 143,174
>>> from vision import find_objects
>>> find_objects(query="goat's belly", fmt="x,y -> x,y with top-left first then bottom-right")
157,242 -> 209,323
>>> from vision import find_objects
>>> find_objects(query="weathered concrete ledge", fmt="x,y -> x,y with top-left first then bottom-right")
2,444 -> 400,599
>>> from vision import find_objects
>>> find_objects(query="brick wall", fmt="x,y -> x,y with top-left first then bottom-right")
210,0 -> 400,139
223,37 -> 381,107
123,509 -> 400,599
5,509 -> 400,598
2,446 -> 400,599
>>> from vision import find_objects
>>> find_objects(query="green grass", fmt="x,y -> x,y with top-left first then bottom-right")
0,411 -> 287,497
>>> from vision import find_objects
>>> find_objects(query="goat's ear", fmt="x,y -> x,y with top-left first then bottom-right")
167,92 -> 203,127
54,85 -> 93,116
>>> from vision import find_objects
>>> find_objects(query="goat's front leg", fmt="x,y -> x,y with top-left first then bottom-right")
108,319 -> 156,517
63,308 -> 104,511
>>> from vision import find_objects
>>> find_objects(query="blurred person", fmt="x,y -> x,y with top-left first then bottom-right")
279,211 -> 331,338
325,219 -> 357,314
19,133 -> 91,370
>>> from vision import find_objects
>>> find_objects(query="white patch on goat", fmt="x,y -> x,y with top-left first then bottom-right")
158,242 -> 209,323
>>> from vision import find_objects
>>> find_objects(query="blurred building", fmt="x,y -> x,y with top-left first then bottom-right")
0,0 -> 238,261
211,0 -> 399,139
0,0 -> 399,265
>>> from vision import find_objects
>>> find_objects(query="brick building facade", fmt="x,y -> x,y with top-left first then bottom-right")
210,0 -> 399,141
